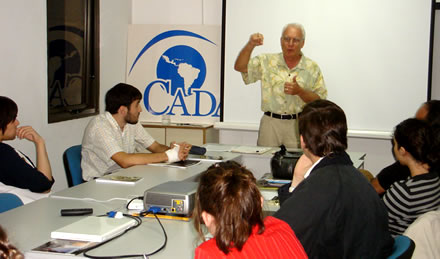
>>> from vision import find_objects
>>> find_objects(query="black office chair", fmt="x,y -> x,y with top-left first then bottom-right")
63,145 -> 84,187
387,235 -> 415,259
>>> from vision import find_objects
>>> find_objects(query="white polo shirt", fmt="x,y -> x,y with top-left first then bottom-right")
81,112 -> 155,181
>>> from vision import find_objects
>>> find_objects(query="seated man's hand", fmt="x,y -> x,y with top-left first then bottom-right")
291,154 -> 313,188
177,142 -> 191,160
165,144 -> 181,163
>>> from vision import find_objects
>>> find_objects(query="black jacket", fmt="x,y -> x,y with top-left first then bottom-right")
274,152 -> 394,259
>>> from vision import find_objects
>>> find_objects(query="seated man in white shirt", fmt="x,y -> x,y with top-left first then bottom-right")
81,83 -> 191,181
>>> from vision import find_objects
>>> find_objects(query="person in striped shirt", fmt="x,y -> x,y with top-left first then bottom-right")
371,100 -> 440,196
383,118 -> 440,235
193,161 -> 307,259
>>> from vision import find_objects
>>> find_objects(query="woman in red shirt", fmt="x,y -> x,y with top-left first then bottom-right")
193,161 -> 307,259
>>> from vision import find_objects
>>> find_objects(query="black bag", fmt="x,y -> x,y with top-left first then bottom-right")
270,145 -> 302,180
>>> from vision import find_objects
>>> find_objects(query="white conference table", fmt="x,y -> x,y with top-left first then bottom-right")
0,145 -> 365,258
1,150 -> 240,259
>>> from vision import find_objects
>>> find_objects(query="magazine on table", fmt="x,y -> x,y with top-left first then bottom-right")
187,154 -> 224,162
31,238 -> 98,256
148,159 -> 201,169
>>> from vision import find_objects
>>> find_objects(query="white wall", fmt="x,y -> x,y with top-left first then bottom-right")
0,0 -> 131,191
99,0 -> 132,112
131,0 -> 221,25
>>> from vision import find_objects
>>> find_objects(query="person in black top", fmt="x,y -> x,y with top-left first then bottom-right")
0,96 -> 54,202
274,99 -> 393,258
371,100 -> 440,195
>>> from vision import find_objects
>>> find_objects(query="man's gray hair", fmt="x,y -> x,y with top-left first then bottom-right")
281,23 -> 306,40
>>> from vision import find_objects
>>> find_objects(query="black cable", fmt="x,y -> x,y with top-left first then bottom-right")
82,214 -> 142,259
82,211 -> 168,259
142,213 -> 168,257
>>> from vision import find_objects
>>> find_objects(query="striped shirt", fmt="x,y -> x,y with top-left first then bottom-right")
194,216 -> 308,259
382,171 -> 440,235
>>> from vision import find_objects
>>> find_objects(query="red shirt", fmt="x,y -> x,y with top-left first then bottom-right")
194,216 -> 308,259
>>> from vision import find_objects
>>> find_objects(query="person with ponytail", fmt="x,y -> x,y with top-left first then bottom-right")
383,118 -> 440,235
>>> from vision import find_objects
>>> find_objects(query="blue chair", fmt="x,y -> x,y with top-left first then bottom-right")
63,145 -> 84,187
0,193 -> 24,213
387,235 -> 415,259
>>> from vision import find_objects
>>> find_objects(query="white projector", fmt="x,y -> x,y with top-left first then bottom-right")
143,181 -> 198,216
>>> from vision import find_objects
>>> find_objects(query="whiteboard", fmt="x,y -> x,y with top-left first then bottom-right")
222,0 -> 431,132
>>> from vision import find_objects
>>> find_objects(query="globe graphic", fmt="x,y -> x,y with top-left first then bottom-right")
156,45 -> 206,96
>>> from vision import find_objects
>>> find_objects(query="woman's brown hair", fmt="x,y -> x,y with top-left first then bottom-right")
0,226 -> 23,259
299,99 -> 347,156
193,161 -> 264,254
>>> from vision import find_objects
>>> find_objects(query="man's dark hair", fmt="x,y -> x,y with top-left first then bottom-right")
394,118 -> 438,168
105,83 -> 142,114
193,161 -> 265,254
0,96 -> 18,134
299,99 -> 347,157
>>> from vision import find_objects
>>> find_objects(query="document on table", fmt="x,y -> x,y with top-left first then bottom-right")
204,144 -> 272,154
230,146 -> 271,154
204,144 -> 232,152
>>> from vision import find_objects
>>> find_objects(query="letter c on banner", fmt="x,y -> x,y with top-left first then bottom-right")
144,80 -> 170,115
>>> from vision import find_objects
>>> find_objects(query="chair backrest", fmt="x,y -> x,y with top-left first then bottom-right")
404,210 -> 440,259
0,193 -> 24,213
387,235 -> 415,259
63,145 -> 84,187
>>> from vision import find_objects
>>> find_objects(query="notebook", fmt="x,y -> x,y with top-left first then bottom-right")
51,216 -> 137,242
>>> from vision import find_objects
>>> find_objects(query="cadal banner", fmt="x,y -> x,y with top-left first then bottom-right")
126,25 -> 221,124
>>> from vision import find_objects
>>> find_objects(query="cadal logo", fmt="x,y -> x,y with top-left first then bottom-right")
128,30 -> 220,118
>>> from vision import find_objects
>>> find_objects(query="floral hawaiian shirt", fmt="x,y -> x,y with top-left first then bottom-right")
241,52 -> 327,114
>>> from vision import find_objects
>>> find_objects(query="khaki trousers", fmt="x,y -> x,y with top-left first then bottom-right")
257,114 -> 300,148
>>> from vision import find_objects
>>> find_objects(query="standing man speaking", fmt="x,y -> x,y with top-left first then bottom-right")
234,23 -> 327,148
